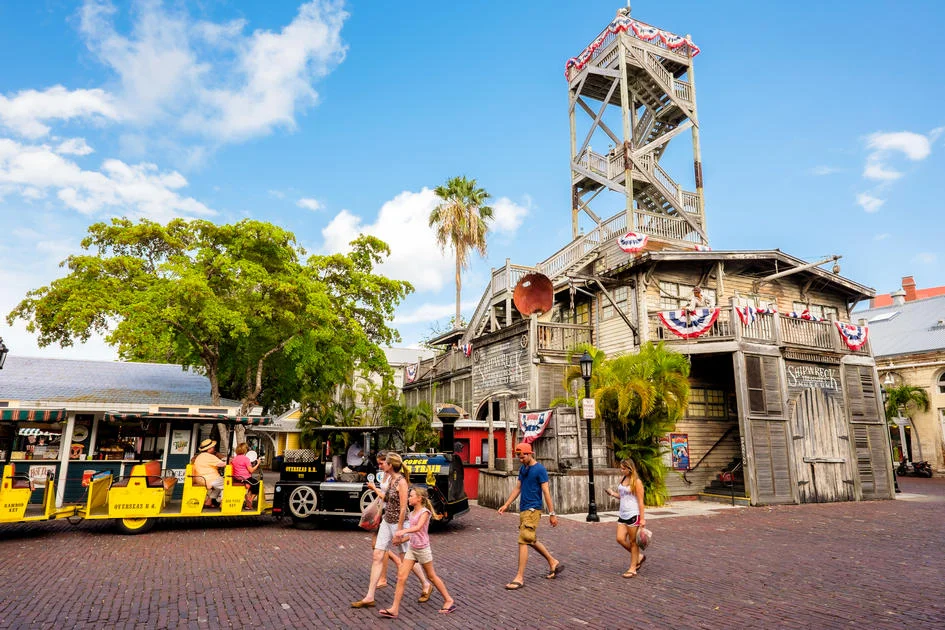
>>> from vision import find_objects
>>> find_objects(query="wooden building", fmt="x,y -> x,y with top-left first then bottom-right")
403,7 -> 894,509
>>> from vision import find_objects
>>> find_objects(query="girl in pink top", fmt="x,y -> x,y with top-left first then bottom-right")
378,487 -> 456,619
230,443 -> 259,510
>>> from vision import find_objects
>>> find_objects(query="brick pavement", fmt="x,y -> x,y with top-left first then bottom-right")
0,476 -> 943,629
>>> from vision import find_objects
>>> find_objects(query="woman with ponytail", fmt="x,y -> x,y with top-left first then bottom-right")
606,458 -> 646,577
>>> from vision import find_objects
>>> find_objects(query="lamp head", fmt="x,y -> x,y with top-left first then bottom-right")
579,350 -> 593,381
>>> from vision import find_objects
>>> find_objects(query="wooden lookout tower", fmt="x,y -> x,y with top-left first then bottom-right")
566,5 -> 707,248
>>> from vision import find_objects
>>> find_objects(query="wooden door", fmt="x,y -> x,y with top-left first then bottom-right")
743,354 -> 795,504
844,365 -> 893,499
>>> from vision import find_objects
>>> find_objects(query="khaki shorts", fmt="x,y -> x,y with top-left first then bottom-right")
405,544 -> 433,564
518,509 -> 541,545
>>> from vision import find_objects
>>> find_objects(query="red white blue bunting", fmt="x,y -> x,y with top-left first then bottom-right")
835,321 -> 869,351
519,409 -> 554,444
788,310 -> 823,322
693,244 -> 712,251
658,308 -> 720,339
735,305 -> 777,326
405,363 -> 419,384
565,15 -> 700,78
460,343 -> 473,358
617,231 -> 648,253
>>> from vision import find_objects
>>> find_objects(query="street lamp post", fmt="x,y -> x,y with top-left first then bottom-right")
580,351 -> 599,522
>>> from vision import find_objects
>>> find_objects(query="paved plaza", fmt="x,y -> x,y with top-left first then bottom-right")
1,476 -> 943,629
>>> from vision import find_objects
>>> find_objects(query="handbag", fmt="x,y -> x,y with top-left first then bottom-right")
636,526 -> 653,550
359,496 -> 383,531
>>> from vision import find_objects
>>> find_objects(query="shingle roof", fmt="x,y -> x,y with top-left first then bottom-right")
0,356 -> 238,406
856,295 -> 945,358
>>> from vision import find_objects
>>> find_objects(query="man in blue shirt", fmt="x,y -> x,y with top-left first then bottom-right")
498,442 -> 563,590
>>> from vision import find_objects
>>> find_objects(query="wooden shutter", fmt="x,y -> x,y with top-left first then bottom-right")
845,365 -> 881,423
853,424 -> 892,498
746,355 -> 784,417
749,419 -> 793,504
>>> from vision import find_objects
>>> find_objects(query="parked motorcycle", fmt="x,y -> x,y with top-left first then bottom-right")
897,459 -> 934,478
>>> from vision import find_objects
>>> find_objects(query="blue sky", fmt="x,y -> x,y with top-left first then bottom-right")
1,1 -> 943,361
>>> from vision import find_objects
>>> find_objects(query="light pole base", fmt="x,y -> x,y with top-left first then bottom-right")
586,513 -> 600,522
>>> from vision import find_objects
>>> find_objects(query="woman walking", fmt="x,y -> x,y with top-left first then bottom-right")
378,486 -> 456,619
606,458 -> 646,577
352,452 -> 432,608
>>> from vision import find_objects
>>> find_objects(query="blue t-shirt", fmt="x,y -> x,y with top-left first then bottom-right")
518,462 -> 549,511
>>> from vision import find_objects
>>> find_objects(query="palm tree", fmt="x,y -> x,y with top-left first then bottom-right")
883,384 -> 930,422
430,176 -> 494,326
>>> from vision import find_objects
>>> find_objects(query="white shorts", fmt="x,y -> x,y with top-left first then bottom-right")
374,521 -> 406,554
405,544 -> 432,564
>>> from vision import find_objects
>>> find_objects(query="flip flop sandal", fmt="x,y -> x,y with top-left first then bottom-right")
546,563 -> 565,579
350,600 -> 376,609
622,570 -> 637,578
504,581 -> 525,590
417,585 -> 433,602
439,604 -> 458,614
378,609 -> 398,619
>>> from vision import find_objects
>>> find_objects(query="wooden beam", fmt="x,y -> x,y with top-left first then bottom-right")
576,98 -> 622,146
632,120 -> 692,158
578,79 -> 620,157
572,162 -> 627,195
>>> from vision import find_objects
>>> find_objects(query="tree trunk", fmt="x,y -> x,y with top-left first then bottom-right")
455,252 -> 462,326
208,365 -> 220,405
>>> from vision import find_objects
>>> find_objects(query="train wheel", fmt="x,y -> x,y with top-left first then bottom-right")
359,489 -> 378,513
116,517 -> 154,535
288,486 -> 318,519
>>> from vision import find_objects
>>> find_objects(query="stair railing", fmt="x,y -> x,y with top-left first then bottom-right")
681,426 -> 738,485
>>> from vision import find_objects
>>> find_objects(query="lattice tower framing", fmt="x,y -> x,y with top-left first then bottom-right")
566,6 -> 708,248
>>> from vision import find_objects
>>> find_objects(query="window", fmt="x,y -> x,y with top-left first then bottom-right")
602,286 -> 629,320
939,372 -> 945,394
687,388 -> 728,418
792,302 -> 840,320
660,282 -> 716,310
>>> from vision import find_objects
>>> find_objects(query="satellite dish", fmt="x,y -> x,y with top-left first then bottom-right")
513,273 -> 554,316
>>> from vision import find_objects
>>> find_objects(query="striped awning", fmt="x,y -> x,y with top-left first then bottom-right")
18,428 -> 59,437
0,408 -> 68,422
103,412 -> 272,425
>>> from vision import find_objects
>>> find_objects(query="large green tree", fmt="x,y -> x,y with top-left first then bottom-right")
560,342 -> 690,506
429,176 -> 493,326
7,218 -> 412,412
883,384 -> 930,422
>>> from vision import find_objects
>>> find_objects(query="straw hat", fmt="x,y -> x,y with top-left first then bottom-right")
199,439 -> 217,452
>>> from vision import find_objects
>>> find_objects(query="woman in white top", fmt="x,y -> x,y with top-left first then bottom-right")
606,458 -> 646,577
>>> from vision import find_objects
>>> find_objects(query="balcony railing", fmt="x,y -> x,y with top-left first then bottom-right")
648,309 -> 734,343
537,323 -> 593,353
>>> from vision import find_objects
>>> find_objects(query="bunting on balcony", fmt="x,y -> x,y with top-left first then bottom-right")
617,231 -> 648,253
788,309 -> 823,322
459,343 -> 473,358
658,308 -> 720,339
694,244 -> 712,251
405,363 -> 419,384
519,409 -> 554,444
835,321 -> 869,351
564,15 -> 700,78
735,305 -> 777,326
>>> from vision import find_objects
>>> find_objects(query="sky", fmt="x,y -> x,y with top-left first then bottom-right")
1,0 -> 943,362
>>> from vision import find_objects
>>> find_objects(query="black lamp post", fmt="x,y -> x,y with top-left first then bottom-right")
0,338 -> 8,370
580,351 -> 599,522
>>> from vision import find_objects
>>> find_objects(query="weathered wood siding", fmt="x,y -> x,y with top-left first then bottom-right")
478,469 -> 624,514
843,364 -> 894,498
665,419 -> 739,496
471,322 -> 530,405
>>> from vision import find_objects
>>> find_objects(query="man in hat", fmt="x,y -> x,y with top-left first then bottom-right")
497,442 -> 562,590
193,439 -> 226,507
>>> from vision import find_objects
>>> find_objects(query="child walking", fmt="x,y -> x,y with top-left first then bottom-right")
378,487 -> 456,619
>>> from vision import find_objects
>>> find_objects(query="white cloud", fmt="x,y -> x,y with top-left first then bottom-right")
394,300 -> 479,325
491,196 -> 530,233
863,159 -> 901,181
912,252 -> 937,265
55,138 -> 95,156
855,193 -> 884,213
0,86 -> 119,138
0,137 -> 214,221
79,0 -> 348,143
866,131 -> 932,161
322,189 -> 451,291
811,165 -> 842,176
297,197 -> 323,211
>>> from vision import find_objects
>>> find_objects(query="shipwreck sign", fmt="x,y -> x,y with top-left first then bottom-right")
472,338 -> 528,401
786,362 -> 840,392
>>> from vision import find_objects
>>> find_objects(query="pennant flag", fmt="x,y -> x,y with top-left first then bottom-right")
788,309 -> 823,322
735,305 -> 757,326
694,244 -> 712,251
657,308 -> 720,339
405,363 -> 419,384
519,409 -> 554,444
460,343 -> 473,358
835,321 -> 869,351
617,231 -> 648,253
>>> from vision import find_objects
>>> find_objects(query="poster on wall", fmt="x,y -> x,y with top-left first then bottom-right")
658,436 -> 672,468
170,430 -> 191,455
670,433 -> 690,470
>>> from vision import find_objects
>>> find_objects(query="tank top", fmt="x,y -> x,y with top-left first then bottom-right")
618,478 -> 640,521
407,507 -> 432,549
383,473 -> 404,524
